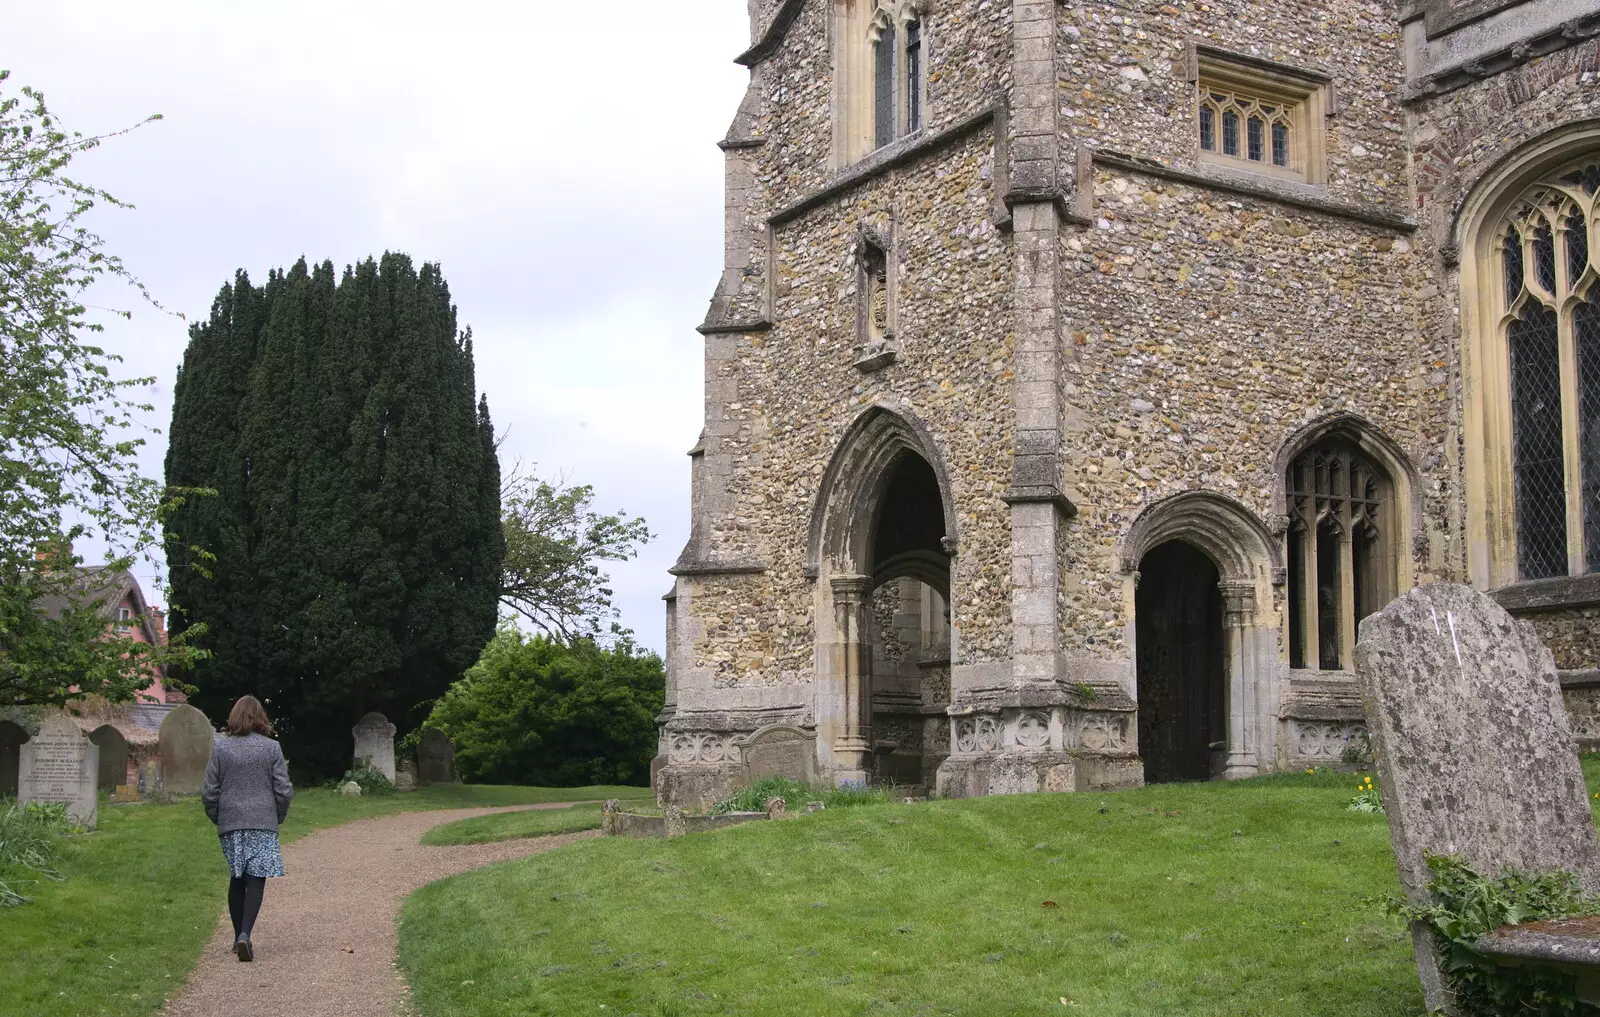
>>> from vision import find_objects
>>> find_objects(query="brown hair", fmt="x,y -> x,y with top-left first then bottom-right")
226,696 -> 275,737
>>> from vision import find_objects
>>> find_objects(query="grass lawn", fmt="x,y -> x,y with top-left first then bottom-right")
399,766 -> 1600,1017
422,797 -> 655,846
0,782 -> 644,1017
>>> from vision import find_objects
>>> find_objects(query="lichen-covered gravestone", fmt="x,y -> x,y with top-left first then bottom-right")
417,727 -> 455,785
159,704 -> 215,796
352,712 -> 397,783
1354,583 -> 1600,1012
19,714 -> 99,827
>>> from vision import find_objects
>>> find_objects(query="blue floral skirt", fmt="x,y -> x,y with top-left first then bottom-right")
219,829 -> 285,878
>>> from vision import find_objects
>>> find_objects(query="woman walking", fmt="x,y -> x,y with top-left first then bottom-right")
200,695 -> 294,962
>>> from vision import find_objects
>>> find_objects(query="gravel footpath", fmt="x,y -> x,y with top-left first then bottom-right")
161,804 -> 601,1017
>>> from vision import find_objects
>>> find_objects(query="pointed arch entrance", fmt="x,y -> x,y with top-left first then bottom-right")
1136,541 -> 1226,782
810,406 -> 957,786
1123,491 -> 1280,782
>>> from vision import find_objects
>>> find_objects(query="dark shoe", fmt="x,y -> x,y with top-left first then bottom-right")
234,935 -> 254,962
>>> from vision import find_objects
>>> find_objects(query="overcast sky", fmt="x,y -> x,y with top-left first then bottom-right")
6,1 -> 751,652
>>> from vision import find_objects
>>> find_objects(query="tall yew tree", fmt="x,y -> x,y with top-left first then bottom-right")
164,255 -> 503,776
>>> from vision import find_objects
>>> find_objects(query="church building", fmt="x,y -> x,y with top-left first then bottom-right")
658,0 -> 1600,806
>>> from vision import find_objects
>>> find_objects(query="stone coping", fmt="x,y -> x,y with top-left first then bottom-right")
1477,915 -> 1600,968
1495,573 -> 1600,613
610,811 -> 767,839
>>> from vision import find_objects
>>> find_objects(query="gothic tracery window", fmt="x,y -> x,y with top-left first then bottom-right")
1192,48 -> 1328,185
836,1 -> 927,165
1497,161 -> 1600,579
1286,441 -> 1395,671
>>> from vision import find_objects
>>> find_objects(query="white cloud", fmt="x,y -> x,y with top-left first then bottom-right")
6,0 -> 750,651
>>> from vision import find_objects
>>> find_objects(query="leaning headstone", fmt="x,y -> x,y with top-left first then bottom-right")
417,728 -> 455,785
601,799 -> 622,836
19,714 -> 99,828
158,705 -> 215,795
339,780 -> 362,797
1354,582 -> 1600,1012
663,803 -> 687,838
351,712 -> 396,783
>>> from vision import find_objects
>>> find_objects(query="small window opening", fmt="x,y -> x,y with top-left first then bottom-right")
905,21 -> 922,134
1315,518 -> 1341,670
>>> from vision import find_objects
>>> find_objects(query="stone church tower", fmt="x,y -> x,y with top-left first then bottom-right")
657,0 -> 1600,807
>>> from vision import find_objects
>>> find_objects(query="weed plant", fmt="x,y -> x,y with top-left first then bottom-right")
0,799 -> 67,906
1382,854 -> 1600,1016
708,775 -> 898,815
324,765 -> 396,795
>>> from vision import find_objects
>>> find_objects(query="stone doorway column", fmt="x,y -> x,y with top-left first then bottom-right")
831,575 -> 873,782
1220,580 -> 1262,778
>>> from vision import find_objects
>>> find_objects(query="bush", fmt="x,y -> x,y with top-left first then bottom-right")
1382,854 -> 1600,1016
426,627 -> 663,787
709,776 -> 899,815
0,799 -> 67,907
325,766 -> 395,796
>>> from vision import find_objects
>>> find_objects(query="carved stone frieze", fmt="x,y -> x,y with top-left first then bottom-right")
1288,719 -> 1367,760
668,731 -> 740,765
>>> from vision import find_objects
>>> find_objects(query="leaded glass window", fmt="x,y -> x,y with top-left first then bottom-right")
1286,441 -> 1394,671
1497,160 -> 1600,578
905,21 -> 922,134
874,22 -> 896,151
1198,85 -> 1302,177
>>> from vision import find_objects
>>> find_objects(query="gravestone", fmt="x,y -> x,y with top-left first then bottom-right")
137,758 -> 162,796
417,728 -> 455,785
394,761 -> 417,793
159,705 -> 215,795
737,724 -> 817,785
339,780 -> 362,796
663,803 -> 687,838
89,725 -> 129,792
19,714 -> 99,827
1354,582 -> 1600,1012
0,720 -> 27,797
352,712 -> 396,783
601,799 -> 622,836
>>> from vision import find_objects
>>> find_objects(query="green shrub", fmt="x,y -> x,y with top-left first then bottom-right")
709,776 -> 899,815
324,766 -> 395,796
0,799 -> 68,907
1382,854 -> 1599,1016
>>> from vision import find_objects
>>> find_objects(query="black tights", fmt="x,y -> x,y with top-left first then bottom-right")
228,875 -> 266,939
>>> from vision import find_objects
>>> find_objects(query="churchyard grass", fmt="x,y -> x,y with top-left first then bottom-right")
422,798 -> 655,846
0,782 -> 644,1017
400,762 -> 1600,1017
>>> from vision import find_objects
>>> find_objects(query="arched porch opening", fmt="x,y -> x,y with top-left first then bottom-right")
811,406 -> 957,786
1123,491 -> 1279,780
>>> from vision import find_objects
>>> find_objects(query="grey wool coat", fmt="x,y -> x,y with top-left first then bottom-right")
201,732 -> 294,835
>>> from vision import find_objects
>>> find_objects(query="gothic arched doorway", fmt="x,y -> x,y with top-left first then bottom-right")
810,407 -> 958,787
1136,540 -> 1226,783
